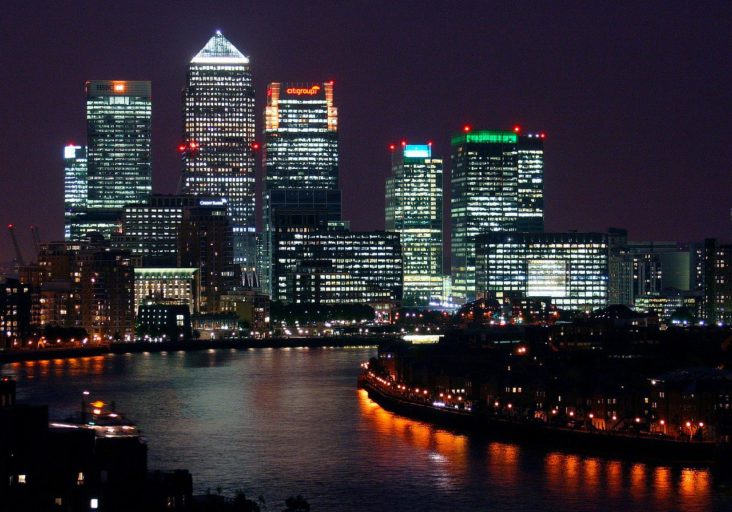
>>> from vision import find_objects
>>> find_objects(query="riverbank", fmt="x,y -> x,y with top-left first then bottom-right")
0,336 -> 383,364
358,372 -> 728,465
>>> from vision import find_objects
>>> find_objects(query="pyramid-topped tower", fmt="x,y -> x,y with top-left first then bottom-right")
191,31 -> 249,64
181,31 -> 256,272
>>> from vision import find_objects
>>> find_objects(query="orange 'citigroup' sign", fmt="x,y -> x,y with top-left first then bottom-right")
286,85 -> 321,96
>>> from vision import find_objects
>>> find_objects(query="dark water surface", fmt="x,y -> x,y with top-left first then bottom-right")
4,347 -> 732,511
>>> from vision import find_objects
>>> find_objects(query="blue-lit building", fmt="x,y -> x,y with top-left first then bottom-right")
63,145 -> 87,240
385,144 -> 443,306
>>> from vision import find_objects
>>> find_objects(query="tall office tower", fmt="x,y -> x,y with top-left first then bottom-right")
63,145 -> 87,240
71,80 -> 151,240
181,31 -> 256,270
261,81 -> 340,293
385,143 -> 443,306
264,82 -> 338,190
450,128 -> 544,303
517,134 -> 545,232
86,81 -> 152,211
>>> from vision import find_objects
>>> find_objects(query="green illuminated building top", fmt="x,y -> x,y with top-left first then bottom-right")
450,128 -> 544,303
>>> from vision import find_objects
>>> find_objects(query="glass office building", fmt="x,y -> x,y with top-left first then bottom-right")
63,145 -> 87,240
181,31 -> 256,270
274,226 -> 402,304
474,232 -> 608,311
260,82 -> 340,294
450,129 -> 544,303
86,80 -> 152,211
385,143 -> 443,306
264,81 -> 338,191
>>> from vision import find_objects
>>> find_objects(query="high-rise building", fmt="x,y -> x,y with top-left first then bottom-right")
63,145 -> 87,240
475,232 -> 608,311
260,81 -> 340,293
86,81 -> 152,211
450,128 -> 544,303
181,31 -> 256,270
264,82 -> 338,191
385,143 -> 443,306
67,80 -> 152,241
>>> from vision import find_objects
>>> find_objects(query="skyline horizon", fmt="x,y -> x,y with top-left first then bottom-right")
2,2 -> 731,263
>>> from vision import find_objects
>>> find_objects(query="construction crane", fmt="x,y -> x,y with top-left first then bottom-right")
30,224 -> 40,258
7,224 -> 25,267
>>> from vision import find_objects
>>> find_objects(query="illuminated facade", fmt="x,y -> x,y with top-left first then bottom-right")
289,261 -> 393,305
86,81 -> 152,211
117,195 -> 210,266
273,225 -> 402,304
260,81 -> 340,294
474,232 -> 608,311
450,129 -> 544,302
385,144 -> 443,306
264,81 -> 338,190
181,31 -> 256,270
133,267 -> 200,315
63,145 -> 87,240
260,189 -> 341,295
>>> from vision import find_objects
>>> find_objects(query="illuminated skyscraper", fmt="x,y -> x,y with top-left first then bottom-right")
260,81 -> 340,294
181,31 -> 256,270
385,143 -> 443,306
86,80 -> 152,211
63,144 -> 87,240
65,80 -> 153,240
264,82 -> 338,191
450,128 -> 544,303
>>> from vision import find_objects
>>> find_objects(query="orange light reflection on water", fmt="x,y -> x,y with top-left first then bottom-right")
357,390 -> 469,489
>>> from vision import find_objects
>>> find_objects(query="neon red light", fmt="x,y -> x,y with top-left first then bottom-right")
513,125 -> 521,133
463,125 -> 471,133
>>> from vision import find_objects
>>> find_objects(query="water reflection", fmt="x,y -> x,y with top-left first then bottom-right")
1,351 -> 728,512
360,389 -> 717,512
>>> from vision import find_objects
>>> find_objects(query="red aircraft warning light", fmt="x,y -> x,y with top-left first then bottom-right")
389,144 -> 396,151
540,132 -> 546,139
463,125 -> 472,133
513,125 -> 521,133
401,141 -> 407,147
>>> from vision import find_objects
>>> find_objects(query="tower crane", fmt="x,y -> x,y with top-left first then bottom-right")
30,225 -> 40,258
7,224 -> 25,267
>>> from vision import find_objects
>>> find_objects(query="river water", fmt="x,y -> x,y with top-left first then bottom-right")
3,347 -> 732,511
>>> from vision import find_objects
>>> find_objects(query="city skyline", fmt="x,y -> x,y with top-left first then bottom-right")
2,2 -> 732,263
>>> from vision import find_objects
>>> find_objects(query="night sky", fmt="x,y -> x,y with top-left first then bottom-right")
1,1 -> 731,263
